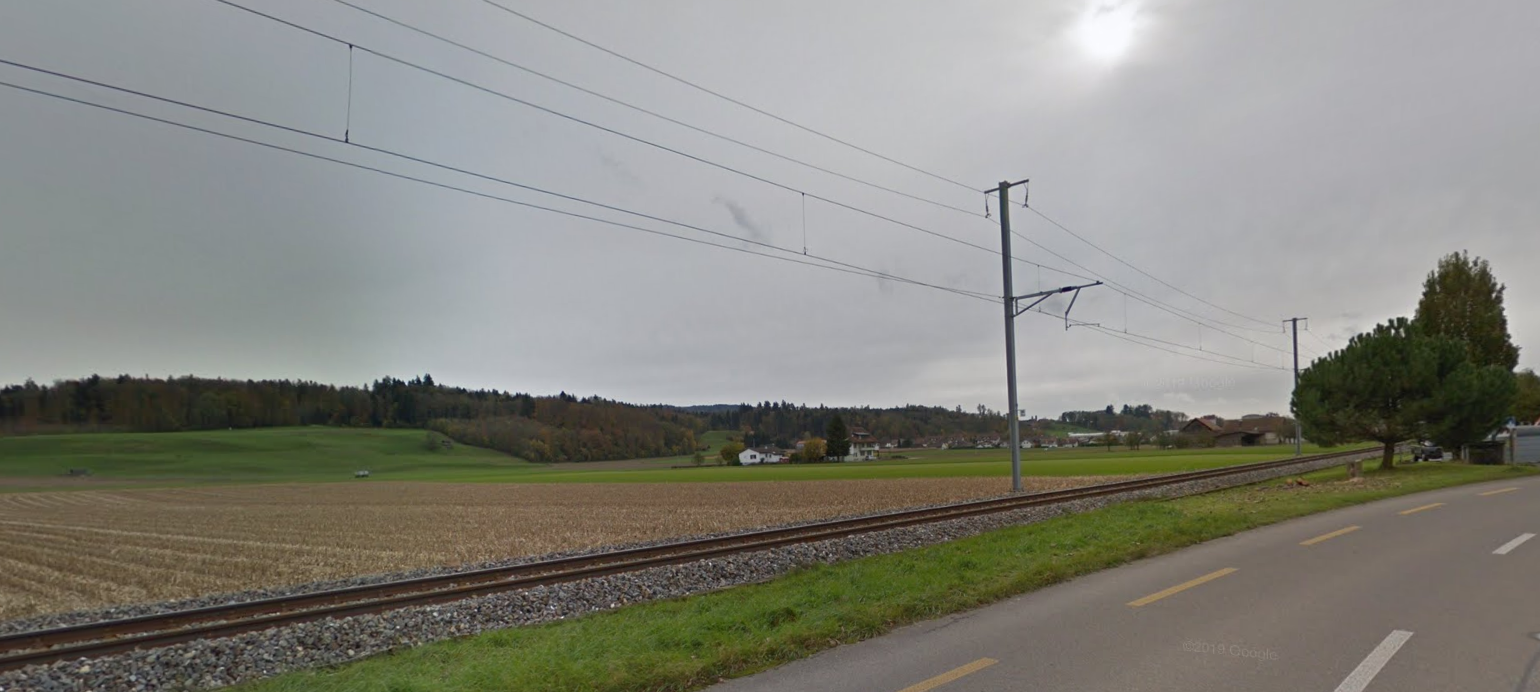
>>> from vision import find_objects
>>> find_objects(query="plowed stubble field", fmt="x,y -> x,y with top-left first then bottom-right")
0,476 -> 1123,620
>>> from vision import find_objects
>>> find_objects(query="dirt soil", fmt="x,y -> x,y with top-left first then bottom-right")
0,475 -> 1126,620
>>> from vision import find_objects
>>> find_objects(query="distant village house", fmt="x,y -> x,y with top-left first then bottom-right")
738,448 -> 785,465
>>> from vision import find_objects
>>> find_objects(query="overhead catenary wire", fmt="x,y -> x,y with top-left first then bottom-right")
1026,206 -> 1281,330
1009,224 -> 1295,356
478,0 -> 979,194
0,75 -> 996,304
1305,327 -> 1337,351
0,56 -> 1007,303
0,71 -> 1287,373
224,0 -> 1290,360
209,0 -> 1093,284
1019,309 -> 1285,371
465,0 -> 1290,342
1068,317 -> 1284,369
1088,328 -> 1287,371
1019,222 -> 1286,336
0,27 -> 1300,375
319,0 -> 982,218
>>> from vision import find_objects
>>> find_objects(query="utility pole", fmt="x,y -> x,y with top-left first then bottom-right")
1285,317 -> 1306,456
990,179 -> 1100,492
996,180 -> 1025,492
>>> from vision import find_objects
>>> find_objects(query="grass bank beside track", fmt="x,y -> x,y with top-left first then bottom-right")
240,462 -> 1534,692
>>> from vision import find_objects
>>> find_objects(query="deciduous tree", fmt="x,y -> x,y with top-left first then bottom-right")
798,437 -> 827,463
1414,251 -> 1520,370
1515,369 -> 1540,424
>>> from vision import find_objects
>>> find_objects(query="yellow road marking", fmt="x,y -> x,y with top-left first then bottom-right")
1399,503 -> 1445,515
1127,568 -> 1238,607
896,658 -> 999,692
1300,525 -> 1360,546
1480,487 -> 1520,496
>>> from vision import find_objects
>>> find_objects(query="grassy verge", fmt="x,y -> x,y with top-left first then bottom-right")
240,462 -> 1533,692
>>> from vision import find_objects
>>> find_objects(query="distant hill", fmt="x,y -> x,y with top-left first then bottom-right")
676,404 -> 741,414
0,375 -> 1194,462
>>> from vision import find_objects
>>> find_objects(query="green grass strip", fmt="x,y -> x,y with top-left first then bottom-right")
240,463 -> 1533,692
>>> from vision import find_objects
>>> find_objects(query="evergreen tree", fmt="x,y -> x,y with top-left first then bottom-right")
825,414 -> 851,460
1294,318 -> 1514,475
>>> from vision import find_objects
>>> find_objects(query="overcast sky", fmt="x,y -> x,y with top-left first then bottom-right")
1,0 -> 1535,419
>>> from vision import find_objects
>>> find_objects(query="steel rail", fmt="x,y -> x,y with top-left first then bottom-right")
0,446 -> 1381,671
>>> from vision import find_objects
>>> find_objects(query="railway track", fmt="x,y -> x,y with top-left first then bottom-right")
0,446 -> 1382,673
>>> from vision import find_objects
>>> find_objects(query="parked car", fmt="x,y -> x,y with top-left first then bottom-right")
1412,443 -> 1444,462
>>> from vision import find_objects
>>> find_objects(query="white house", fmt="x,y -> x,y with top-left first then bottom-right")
846,428 -> 879,461
739,448 -> 784,465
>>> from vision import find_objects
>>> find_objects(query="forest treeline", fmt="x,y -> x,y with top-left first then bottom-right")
0,375 -> 1200,462
1057,404 -> 1191,435
0,375 -> 700,463
703,402 -> 1012,448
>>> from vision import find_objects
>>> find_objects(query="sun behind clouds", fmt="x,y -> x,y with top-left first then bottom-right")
1076,0 -> 1141,62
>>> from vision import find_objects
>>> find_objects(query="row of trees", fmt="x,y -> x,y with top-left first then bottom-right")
1294,252 -> 1525,476
1058,404 -> 1189,435
0,375 -> 704,464
703,403 -> 1008,449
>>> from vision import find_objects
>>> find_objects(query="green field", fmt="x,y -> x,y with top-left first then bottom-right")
0,428 -> 533,488
0,427 -> 1339,489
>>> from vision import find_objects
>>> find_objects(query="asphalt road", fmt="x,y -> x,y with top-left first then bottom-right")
708,474 -> 1540,692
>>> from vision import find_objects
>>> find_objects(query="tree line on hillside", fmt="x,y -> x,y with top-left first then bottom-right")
703,402 -> 1013,449
1056,404 -> 1189,435
1294,252 -> 1533,476
3,371 -> 1219,464
0,375 -> 702,463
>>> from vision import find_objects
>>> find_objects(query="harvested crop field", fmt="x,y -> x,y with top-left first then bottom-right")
0,475 -> 1129,621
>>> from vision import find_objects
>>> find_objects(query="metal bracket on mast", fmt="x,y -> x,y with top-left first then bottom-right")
1011,281 -> 1102,319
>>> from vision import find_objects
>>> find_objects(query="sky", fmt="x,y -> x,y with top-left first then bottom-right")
1,0 -> 1535,420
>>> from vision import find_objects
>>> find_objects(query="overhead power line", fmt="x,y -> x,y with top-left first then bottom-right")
1016,309 -> 1285,371
210,0 -> 1090,284
1085,328 -> 1288,371
0,35 -> 1295,374
223,0 -> 1289,362
1027,206 -> 1281,330
469,0 -> 1287,343
478,0 -> 979,194
322,0 -> 980,218
1063,315 -> 1286,370
0,74 -> 993,303
1304,327 -> 1337,351
1008,225 -> 1294,357
0,70 -> 1284,372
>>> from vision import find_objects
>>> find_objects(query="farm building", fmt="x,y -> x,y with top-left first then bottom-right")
738,448 -> 784,465
1182,415 -> 1289,447
1180,417 -> 1223,435
1513,426 -> 1540,464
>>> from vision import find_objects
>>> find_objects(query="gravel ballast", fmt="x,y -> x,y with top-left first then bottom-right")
0,453 -> 1375,692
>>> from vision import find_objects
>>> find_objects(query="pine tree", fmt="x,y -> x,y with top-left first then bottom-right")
825,414 -> 851,460
1293,318 -> 1514,475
